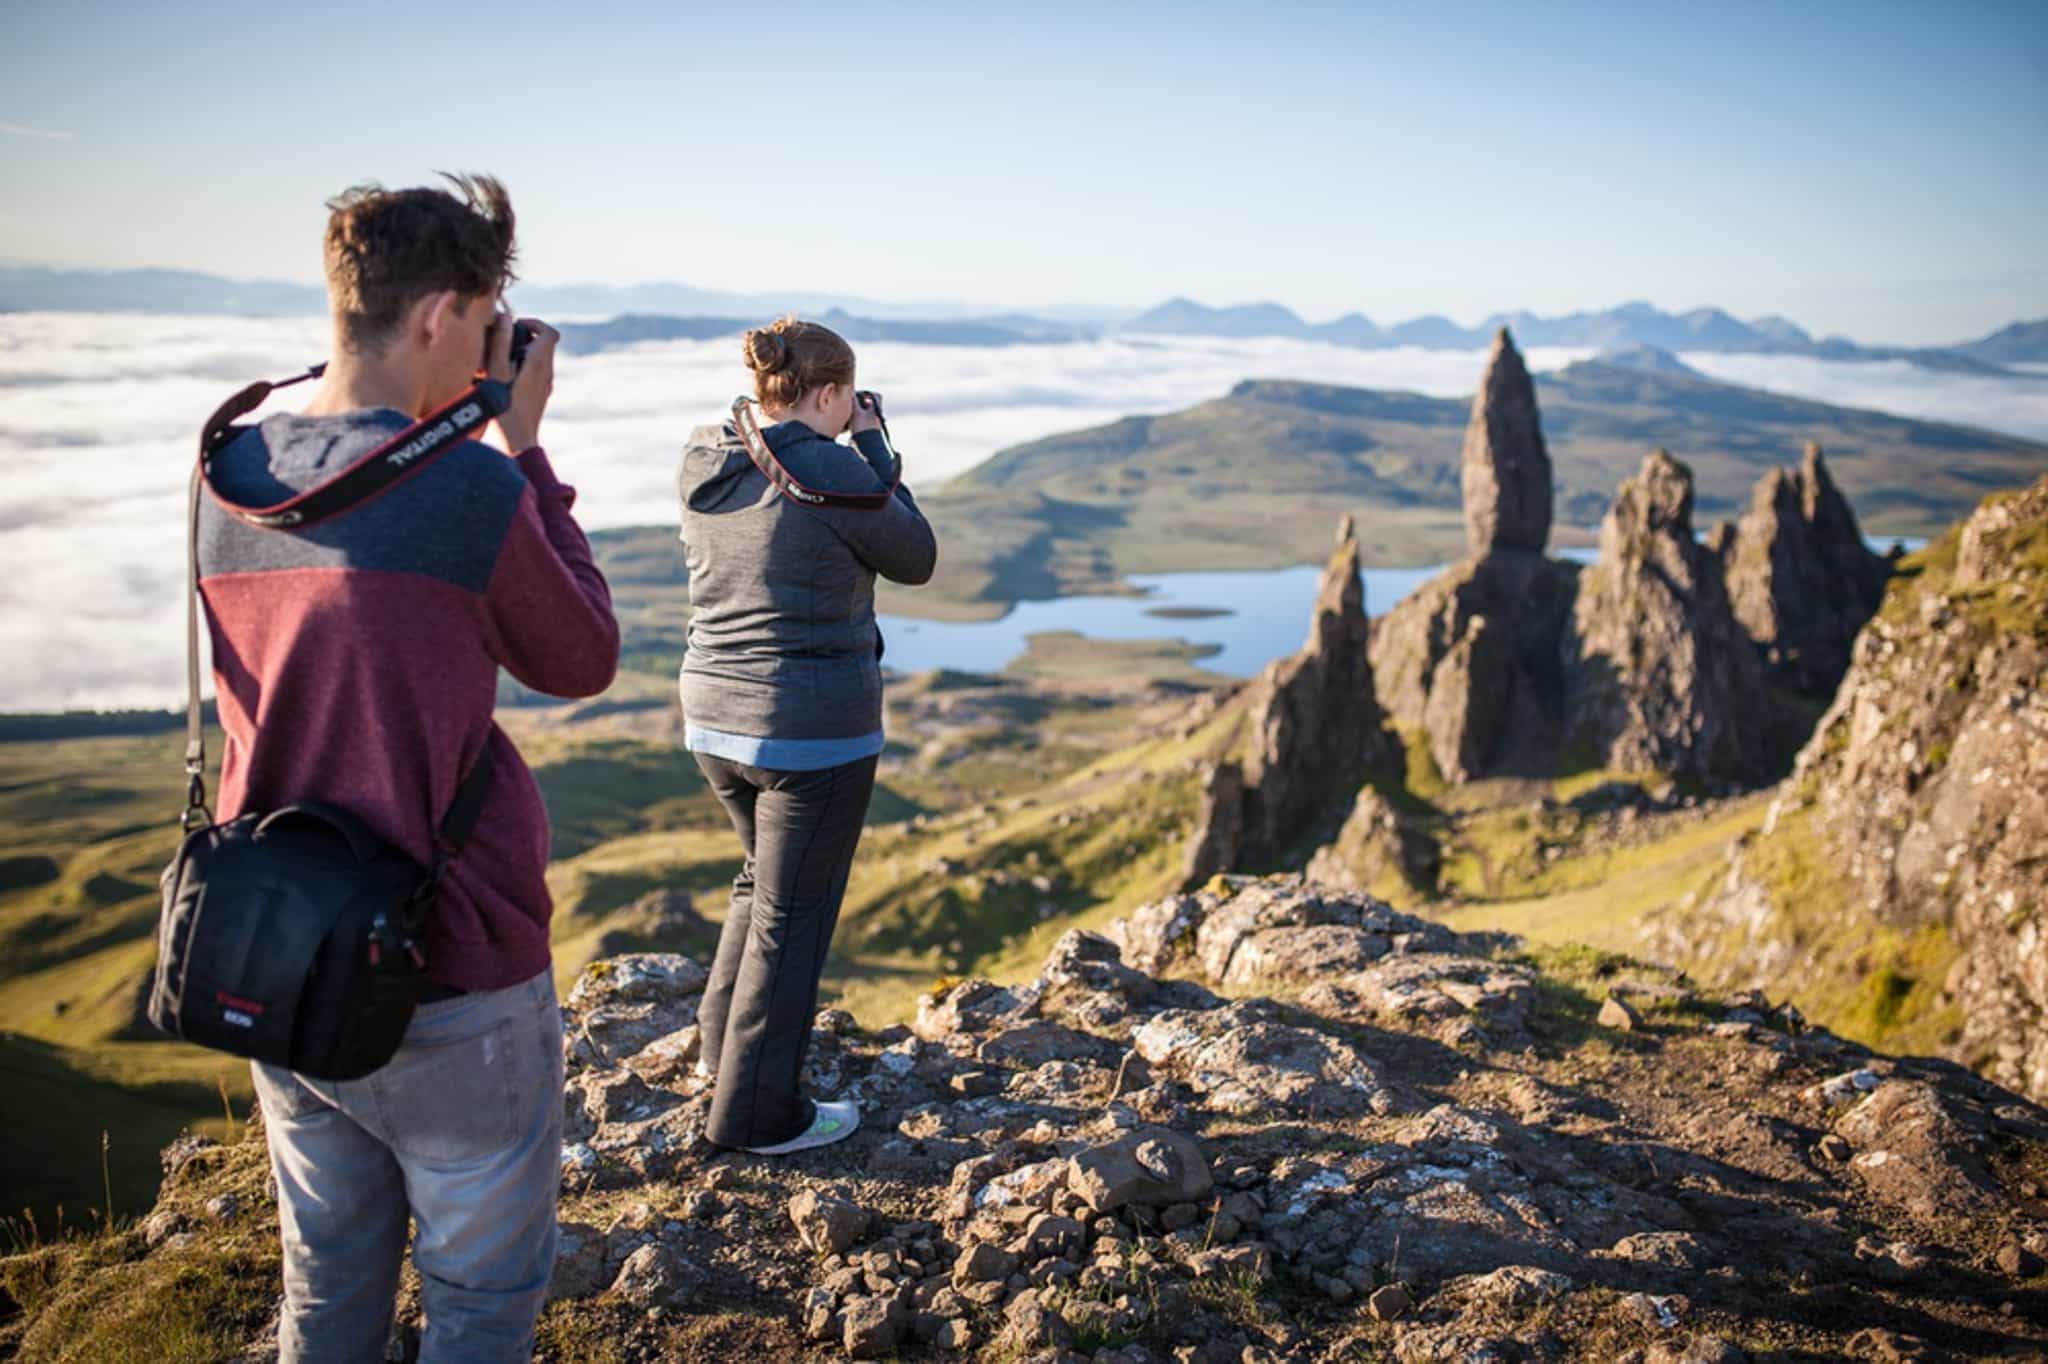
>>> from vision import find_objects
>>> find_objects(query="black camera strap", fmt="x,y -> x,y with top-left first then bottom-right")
183,369 -> 507,893
730,394 -> 902,511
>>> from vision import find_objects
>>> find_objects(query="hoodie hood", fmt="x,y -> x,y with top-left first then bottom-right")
678,417 -> 830,514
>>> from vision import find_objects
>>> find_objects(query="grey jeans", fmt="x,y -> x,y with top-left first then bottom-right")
251,968 -> 564,1363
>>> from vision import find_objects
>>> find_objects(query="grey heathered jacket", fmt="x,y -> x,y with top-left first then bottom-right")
677,416 -> 938,744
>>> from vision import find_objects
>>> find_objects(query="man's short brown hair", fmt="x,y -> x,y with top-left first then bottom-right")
323,172 -> 518,351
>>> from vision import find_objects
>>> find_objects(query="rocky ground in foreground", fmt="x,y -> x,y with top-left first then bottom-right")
8,876 -> 2048,1363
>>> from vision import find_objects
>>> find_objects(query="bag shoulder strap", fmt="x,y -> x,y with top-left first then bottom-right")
183,371 -> 511,841
730,396 -> 901,511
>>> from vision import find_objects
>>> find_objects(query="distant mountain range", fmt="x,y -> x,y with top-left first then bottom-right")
1112,297 -> 2045,373
4,263 -> 2045,368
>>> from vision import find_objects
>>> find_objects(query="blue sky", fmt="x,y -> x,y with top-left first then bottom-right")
2,0 -> 2043,344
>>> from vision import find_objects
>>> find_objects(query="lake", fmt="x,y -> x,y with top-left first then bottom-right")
875,535 -> 1921,680
876,552 -> 1602,679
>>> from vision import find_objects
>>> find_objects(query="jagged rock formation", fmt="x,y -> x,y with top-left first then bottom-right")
1177,760 -> 1243,886
1187,517 -> 1400,878
1723,442 -> 1891,695
1663,474 -> 2048,1103
1460,328 -> 1553,554
1372,333 -> 1580,783
35,875 -> 2048,1361
1302,786 -> 1441,898
1567,450 -> 1774,785
1369,549 -> 1581,782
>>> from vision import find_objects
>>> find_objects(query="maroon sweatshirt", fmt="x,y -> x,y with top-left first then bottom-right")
197,407 -> 620,991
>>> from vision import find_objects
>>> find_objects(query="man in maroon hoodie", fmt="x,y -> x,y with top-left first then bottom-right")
201,174 -> 619,1361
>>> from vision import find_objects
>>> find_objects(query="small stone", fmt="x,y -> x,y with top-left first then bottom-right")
204,1193 -> 238,1223
933,1318 -> 973,1350
1995,1239 -> 2043,1278
801,1288 -> 839,1342
955,1240 -> 1019,1285
950,1070 -> 1006,1098
841,1293 -> 910,1359
140,1208 -> 187,1248
1314,1271 -> 1354,1303
1368,1282 -> 1413,1320
1068,1127 -> 1213,1213
1160,1202 -> 1202,1233
610,1243 -> 701,1310
1002,1287 -> 1074,1349
1621,1292 -> 1687,1329
1598,995 -> 1643,1031
789,1189 -> 870,1256
1816,1133 -> 1851,1163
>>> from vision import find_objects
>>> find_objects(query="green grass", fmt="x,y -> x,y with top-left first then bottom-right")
0,1035 -> 248,1227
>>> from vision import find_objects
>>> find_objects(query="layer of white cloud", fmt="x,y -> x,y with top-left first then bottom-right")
1680,352 -> 2048,443
3,313 -> 2045,711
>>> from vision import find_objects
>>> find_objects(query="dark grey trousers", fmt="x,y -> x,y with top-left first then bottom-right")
692,751 -> 878,1148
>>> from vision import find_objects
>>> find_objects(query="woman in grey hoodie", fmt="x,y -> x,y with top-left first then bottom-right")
676,316 -> 937,1153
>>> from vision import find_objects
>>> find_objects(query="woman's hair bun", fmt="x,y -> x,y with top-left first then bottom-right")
743,326 -> 791,374
741,315 -> 856,410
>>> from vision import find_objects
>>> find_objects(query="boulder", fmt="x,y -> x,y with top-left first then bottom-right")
1132,999 -> 1395,1117
1461,328 -> 1553,554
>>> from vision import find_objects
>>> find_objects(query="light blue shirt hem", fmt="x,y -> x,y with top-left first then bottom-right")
684,723 -> 885,772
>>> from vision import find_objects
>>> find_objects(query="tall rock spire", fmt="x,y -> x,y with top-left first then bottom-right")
1460,328 -> 1553,555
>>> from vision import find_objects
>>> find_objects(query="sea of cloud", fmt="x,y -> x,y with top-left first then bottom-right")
3,312 -> 2045,711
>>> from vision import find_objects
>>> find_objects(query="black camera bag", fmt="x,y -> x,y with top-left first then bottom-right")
147,368 -> 509,1080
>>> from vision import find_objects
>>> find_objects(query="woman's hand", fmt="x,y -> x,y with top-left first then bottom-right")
849,389 -> 883,435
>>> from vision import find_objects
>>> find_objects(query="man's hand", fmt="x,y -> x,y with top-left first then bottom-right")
849,389 -> 883,435
487,312 -> 559,452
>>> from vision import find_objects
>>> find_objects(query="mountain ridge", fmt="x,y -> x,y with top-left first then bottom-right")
7,263 -> 2045,368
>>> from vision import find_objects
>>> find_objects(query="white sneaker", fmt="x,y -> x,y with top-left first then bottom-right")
740,1100 -> 861,1156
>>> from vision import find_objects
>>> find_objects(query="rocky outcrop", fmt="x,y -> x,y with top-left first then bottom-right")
1667,474 -> 2048,1102
1178,760 -> 1243,886
1460,328 -> 1553,554
1303,785 -> 1441,897
1185,517 -> 1400,880
1567,449 -> 1774,785
1724,442 -> 1891,695
54,875 -> 2048,1362
1371,328 -> 1581,783
1369,549 -> 1580,782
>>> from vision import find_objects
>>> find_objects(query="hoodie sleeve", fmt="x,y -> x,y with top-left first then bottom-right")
482,447 -> 622,698
774,431 -> 939,586
819,436 -> 937,585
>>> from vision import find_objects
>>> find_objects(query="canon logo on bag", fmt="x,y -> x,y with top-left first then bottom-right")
216,989 -> 269,1028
